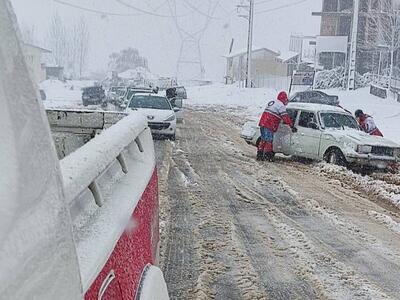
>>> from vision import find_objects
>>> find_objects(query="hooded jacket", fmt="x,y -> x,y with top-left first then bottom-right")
359,114 -> 383,137
258,92 -> 293,132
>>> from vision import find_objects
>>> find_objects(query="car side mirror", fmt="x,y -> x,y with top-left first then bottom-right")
308,121 -> 319,130
173,107 -> 180,112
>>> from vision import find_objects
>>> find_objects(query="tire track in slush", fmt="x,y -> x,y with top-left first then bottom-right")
160,108 -> 400,299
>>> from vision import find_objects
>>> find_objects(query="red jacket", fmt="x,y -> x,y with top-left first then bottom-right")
259,99 -> 293,132
359,115 -> 383,137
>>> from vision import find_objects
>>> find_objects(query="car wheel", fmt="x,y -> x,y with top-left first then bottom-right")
325,148 -> 347,167
169,134 -> 176,141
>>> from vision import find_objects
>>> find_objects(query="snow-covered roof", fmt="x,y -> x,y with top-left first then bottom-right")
24,43 -> 51,53
277,50 -> 299,62
225,46 -> 279,58
226,46 -> 298,63
288,102 -> 347,113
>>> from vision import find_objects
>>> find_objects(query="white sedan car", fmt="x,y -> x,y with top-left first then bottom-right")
127,93 -> 178,140
241,103 -> 400,169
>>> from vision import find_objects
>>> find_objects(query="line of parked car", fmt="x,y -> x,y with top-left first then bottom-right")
241,90 -> 400,171
81,84 -> 187,141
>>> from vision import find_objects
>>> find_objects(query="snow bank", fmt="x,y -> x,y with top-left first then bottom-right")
316,163 -> 400,207
186,83 -> 276,119
40,79 -> 93,109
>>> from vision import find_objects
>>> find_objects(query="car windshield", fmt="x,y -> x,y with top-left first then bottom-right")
129,95 -> 171,110
320,113 -> 359,130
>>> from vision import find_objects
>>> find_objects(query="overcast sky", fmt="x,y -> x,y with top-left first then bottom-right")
10,0 -> 322,81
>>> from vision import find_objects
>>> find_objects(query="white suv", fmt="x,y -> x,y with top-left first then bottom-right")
241,103 -> 400,169
127,93 -> 178,140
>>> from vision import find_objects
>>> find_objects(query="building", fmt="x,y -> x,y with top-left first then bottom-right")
23,43 -> 51,84
313,0 -> 399,75
225,47 -> 299,89
289,34 -> 318,68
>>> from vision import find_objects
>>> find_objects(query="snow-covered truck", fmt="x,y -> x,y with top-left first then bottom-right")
0,1 -> 168,299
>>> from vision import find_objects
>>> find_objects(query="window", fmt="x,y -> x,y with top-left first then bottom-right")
323,0 -> 338,12
320,113 -> 359,129
298,111 -> 317,128
287,109 -> 299,122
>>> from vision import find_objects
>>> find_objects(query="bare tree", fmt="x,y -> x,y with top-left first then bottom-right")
48,14 -> 90,79
366,0 -> 400,88
47,13 -> 69,68
71,17 -> 90,78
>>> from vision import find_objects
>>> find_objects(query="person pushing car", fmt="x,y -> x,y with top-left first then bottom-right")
355,109 -> 383,137
257,91 -> 297,161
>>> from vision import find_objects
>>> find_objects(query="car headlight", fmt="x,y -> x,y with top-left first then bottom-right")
165,115 -> 176,122
357,145 -> 372,154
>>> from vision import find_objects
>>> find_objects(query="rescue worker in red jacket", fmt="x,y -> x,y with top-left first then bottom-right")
258,91 -> 297,161
355,110 -> 383,137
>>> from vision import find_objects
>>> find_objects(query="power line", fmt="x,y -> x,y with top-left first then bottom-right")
181,0 -> 220,20
144,0 -> 169,12
255,0 -> 278,5
256,0 -> 308,14
115,0 -> 183,18
53,0 -> 140,16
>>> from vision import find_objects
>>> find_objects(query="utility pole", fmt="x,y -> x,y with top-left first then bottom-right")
347,0 -> 360,90
246,0 -> 255,88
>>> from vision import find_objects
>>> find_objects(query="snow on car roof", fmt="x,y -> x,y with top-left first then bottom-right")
133,93 -> 165,97
288,102 -> 348,114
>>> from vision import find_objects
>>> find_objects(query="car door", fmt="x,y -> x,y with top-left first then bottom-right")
291,111 -> 322,159
173,98 -> 184,122
274,109 -> 299,155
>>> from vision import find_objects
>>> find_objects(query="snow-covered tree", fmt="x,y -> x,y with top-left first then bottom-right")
366,0 -> 400,88
108,47 -> 148,73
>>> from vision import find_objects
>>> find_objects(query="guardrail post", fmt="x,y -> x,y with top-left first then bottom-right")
89,180 -> 104,207
135,137 -> 144,153
117,153 -> 128,174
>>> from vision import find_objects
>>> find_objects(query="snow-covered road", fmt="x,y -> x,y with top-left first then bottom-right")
158,107 -> 400,299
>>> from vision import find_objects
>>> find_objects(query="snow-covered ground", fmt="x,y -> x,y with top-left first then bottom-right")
187,83 -> 400,144
187,83 -> 275,119
40,79 -> 94,109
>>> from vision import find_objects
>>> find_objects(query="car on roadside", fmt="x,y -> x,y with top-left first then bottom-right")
127,93 -> 178,140
166,86 -> 187,123
290,90 -> 339,106
241,103 -> 400,170
82,86 -> 106,106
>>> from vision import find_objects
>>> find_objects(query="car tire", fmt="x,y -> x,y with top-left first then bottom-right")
325,148 -> 348,167
169,134 -> 176,141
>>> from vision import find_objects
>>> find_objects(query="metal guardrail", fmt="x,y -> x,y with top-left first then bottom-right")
371,74 -> 400,91
60,113 -> 148,207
